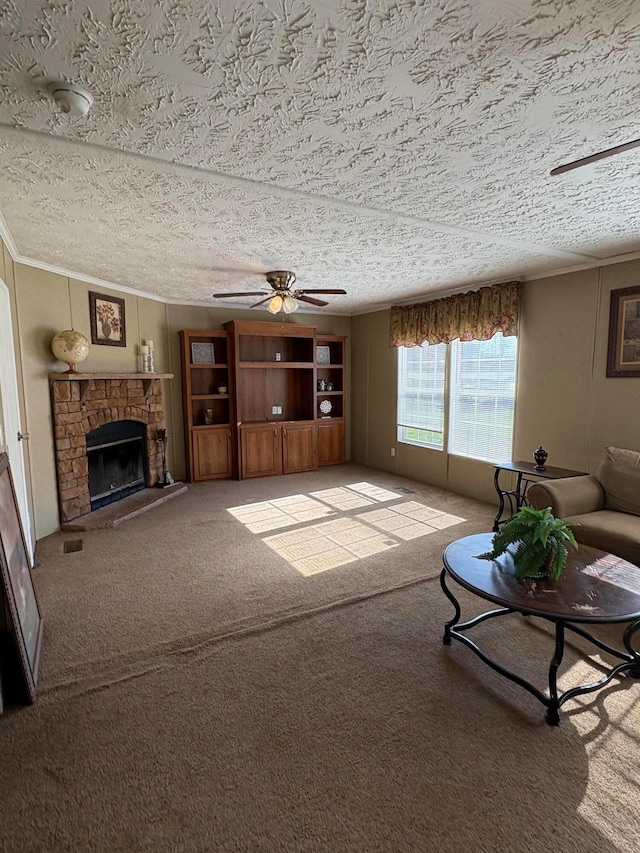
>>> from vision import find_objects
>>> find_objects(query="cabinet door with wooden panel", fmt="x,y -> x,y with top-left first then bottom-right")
282,422 -> 317,474
240,423 -> 283,479
317,420 -> 345,466
193,427 -> 233,480
239,421 -> 318,478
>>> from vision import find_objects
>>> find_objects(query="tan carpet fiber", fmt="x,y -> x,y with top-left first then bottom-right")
1,465 -> 638,851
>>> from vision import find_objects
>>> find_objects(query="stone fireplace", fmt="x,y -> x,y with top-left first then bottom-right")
49,373 -> 172,523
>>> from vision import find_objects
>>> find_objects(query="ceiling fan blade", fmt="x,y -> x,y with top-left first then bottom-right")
550,137 -> 640,176
250,296 -> 273,308
296,294 -> 329,307
298,289 -> 347,295
212,291 -> 269,298
205,266 -> 265,274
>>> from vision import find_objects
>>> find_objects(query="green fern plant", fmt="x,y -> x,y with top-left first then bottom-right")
477,506 -> 578,580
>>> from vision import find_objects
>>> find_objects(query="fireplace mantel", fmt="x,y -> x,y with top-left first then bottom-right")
49,373 -> 173,405
49,373 -> 174,380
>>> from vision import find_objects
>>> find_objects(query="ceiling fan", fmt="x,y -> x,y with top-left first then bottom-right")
212,271 -> 347,313
550,137 -> 640,176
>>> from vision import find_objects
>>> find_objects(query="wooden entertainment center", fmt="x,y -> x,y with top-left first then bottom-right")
179,320 -> 346,481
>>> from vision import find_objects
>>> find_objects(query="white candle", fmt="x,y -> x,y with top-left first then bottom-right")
140,345 -> 149,354
145,340 -> 154,349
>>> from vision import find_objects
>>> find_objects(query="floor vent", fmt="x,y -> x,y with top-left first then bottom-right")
63,539 -> 83,554
395,487 -> 414,494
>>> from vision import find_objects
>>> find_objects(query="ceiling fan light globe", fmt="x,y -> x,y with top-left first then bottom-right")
283,295 -> 298,314
268,295 -> 283,314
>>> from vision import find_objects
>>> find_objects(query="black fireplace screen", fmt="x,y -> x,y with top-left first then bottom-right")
86,420 -> 147,510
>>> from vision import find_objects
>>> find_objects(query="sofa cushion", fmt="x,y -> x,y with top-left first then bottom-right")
569,510 -> 640,567
596,446 -> 640,517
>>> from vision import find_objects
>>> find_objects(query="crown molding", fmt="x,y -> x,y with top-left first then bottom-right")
0,209 -> 19,259
15,256 -> 169,303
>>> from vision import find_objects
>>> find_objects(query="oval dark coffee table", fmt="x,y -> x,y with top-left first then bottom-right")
441,533 -> 640,725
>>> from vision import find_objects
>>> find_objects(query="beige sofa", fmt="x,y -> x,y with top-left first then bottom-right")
527,446 -> 640,567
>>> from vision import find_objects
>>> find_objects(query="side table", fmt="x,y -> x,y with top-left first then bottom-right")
493,460 -> 588,532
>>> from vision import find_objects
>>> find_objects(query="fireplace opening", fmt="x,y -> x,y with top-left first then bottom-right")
86,420 -> 148,511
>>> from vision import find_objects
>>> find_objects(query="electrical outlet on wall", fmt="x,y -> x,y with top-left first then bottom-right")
391,447 -> 396,457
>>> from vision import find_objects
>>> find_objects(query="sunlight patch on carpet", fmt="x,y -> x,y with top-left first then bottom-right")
227,495 -> 335,532
344,482 -> 401,502
309,487 -> 374,510
357,502 -> 465,541
263,518 -> 399,576
227,483 -> 467,574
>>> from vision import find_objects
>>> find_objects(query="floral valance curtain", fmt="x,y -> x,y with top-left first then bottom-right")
389,281 -> 521,347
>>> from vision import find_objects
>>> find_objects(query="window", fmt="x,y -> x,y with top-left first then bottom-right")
397,343 -> 446,450
397,333 -> 517,463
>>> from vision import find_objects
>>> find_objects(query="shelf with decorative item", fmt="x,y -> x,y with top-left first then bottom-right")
315,336 -> 345,397
317,396 -> 343,419
190,396 -> 230,428
235,324 -> 316,364
314,334 -> 346,465
179,329 -> 234,480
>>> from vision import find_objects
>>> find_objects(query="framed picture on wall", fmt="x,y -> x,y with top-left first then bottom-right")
0,452 -> 43,704
607,284 -> 640,377
89,291 -> 126,347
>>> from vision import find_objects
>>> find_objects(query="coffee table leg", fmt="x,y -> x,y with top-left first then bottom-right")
546,621 -> 565,726
623,619 -> 640,677
440,568 -> 461,645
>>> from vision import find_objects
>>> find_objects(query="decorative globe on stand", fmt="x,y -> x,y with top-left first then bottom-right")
51,330 -> 90,374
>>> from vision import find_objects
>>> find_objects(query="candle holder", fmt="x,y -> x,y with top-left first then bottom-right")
145,340 -> 155,373
155,428 -> 175,488
139,346 -> 152,373
140,340 -> 155,373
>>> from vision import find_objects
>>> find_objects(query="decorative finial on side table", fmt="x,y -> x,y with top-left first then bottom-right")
533,446 -> 548,471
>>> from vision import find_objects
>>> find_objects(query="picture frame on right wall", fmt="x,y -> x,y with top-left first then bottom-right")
607,284 -> 640,377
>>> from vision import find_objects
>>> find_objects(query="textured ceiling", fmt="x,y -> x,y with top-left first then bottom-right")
1,0 -> 640,314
